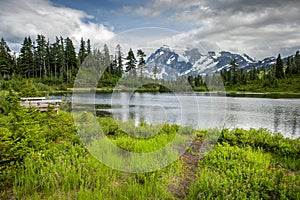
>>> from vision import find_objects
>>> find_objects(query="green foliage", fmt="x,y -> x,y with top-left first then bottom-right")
219,128 -> 300,159
0,94 -> 299,199
19,80 -> 41,97
187,144 -> 300,199
0,90 -> 21,115
125,48 -> 137,77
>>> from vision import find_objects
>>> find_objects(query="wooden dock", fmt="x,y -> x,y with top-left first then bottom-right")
20,97 -> 62,113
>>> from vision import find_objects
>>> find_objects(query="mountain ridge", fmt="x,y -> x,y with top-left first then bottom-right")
144,46 -> 277,79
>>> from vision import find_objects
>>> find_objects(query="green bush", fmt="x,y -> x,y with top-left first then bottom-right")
187,143 -> 300,200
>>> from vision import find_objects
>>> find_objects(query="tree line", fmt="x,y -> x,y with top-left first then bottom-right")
1,35 -> 300,91
187,52 -> 300,90
0,36 -> 147,86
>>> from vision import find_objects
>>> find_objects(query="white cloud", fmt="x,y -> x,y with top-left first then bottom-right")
130,0 -> 300,58
0,0 -> 114,51
134,0 -> 201,17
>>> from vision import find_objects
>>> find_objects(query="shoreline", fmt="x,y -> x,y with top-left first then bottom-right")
47,88 -> 300,99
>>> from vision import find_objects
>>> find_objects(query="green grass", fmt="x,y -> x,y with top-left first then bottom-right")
187,144 -> 300,199
0,102 -> 299,199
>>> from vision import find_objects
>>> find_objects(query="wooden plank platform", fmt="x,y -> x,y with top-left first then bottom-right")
20,97 -> 62,113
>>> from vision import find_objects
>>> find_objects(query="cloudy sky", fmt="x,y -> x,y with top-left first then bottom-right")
1,0 -> 300,58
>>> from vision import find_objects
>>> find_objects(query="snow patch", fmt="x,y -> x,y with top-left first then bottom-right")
167,56 -> 175,65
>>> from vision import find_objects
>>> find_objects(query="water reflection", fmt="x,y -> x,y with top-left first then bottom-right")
72,92 -> 300,138
273,106 -> 299,138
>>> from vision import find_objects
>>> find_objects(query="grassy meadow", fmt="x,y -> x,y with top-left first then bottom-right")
0,93 -> 299,199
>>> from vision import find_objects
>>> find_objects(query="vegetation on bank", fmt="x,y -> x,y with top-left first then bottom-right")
1,35 -> 300,96
0,92 -> 299,199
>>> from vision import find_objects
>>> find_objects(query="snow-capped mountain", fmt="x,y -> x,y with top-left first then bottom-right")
144,46 -> 276,79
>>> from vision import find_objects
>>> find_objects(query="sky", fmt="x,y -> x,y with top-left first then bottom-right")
1,0 -> 300,59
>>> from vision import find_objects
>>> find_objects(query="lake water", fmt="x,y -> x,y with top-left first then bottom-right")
71,92 -> 300,138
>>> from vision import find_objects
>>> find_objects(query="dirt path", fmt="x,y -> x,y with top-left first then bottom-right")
168,137 -> 205,199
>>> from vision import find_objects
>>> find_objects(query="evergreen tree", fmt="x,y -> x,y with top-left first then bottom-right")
103,44 -> 111,73
49,38 -> 60,78
187,75 -> 194,87
286,56 -> 292,76
125,48 -> 136,77
290,57 -> 297,74
230,59 -> 238,84
110,56 -> 118,75
295,51 -> 300,74
137,49 -> 146,82
194,75 -> 203,87
65,37 -> 77,82
240,68 -> 247,85
249,67 -> 258,81
87,39 -> 91,55
18,37 -> 34,78
0,37 -> 13,77
35,34 -> 47,78
58,37 -> 66,79
116,44 -> 123,77
45,39 -> 51,77
78,37 -> 86,64
275,54 -> 284,79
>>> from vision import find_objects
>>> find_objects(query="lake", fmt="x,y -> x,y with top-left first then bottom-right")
71,92 -> 300,138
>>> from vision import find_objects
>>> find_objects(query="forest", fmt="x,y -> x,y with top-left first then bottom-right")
1,35 -> 300,94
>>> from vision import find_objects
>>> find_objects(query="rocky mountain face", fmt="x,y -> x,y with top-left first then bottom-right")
144,46 -> 276,80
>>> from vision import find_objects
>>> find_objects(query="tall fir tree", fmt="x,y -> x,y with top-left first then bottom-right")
0,37 -> 13,77
58,36 -> 66,79
65,37 -> 77,82
230,59 -> 238,84
45,39 -> 51,77
295,51 -> 300,74
125,48 -> 136,77
50,38 -> 60,78
78,37 -> 86,65
35,34 -> 47,78
116,44 -> 123,77
18,37 -> 34,78
103,44 -> 111,73
87,39 -> 91,55
275,54 -> 284,79
137,49 -> 146,82
285,56 -> 292,76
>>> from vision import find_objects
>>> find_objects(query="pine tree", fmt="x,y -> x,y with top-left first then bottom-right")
50,38 -> 60,78
78,37 -> 86,64
65,37 -> 77,82
87,39 -> 91,55
116,44 -> 123,77
286,56 -> 292,76
0,37 -> 13,78
230,59 -> 238,84
290,57 -> 297,74
35,34 -> 47,78
187,76 -> 194,87
45,39 -> 51,77
125,48 -> 136,77
137,49 -> 146,82
194,75 -> 203,87
249,67 -> 257,81
110,56 -> 118,76
58,37 -> 66,79
18,37 -> 34,78
275,54 -> 284,79
103,44 -> 111,73
295,51 -> 300,74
